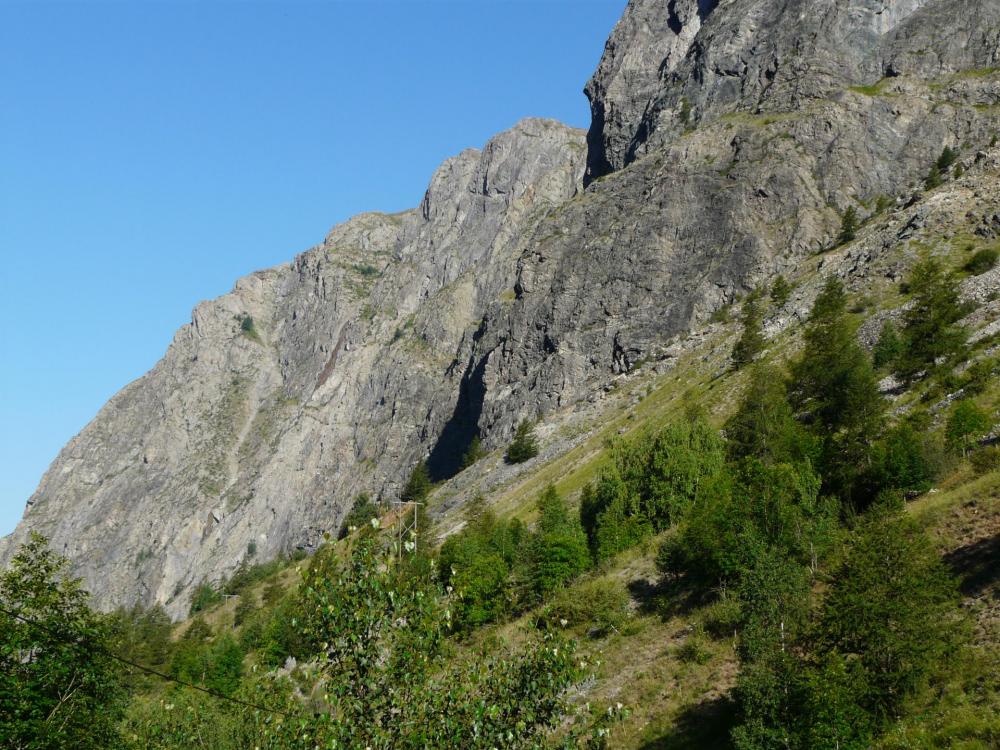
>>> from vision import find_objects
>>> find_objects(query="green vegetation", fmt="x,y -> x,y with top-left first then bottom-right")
946,400 -> 991,456
838,205 -> 859,245
769,275 -> 791,308
338,491 -> 380,538
461,434 -> 486,469
581,418 -> 725,562
237,314 -> 262,344
732,290 -> 766,369
894,257 -> 971,380
3,235 -> 998,749
872,320 -> 904,370
506,419 -> 540,464
402,459 -> 432,502
965,246 -> 999,275
1,533 -> 125,749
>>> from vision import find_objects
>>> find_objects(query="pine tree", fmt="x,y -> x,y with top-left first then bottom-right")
838,206 -> 859,245
872,320 -> 903,371
506,419 -> 539,464
732,291 -> 766,369
789,277 -> 884,505
401,460 -> 432,503
461,435 -> 485,469
895,257 -> 971,380
726,364 -> 814,466
769,275 -> 792,308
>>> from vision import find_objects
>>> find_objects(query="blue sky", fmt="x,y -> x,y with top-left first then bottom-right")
0,0 -> 624,536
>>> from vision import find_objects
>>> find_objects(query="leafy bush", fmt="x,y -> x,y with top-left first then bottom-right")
964,247 -> 998,275
582,419 -> 726,561
970,445 -> 1000,475
662,460 -> 835,586
539,578 -> 631,637
676,625 -> 713,665
867,422 -> 942,495
1,533 -> 126,749
505,419 -> 539,464
439,499 -> 525,630
338,492 -> 380,538
946,400 -> 991,456
527,485 -> 591,598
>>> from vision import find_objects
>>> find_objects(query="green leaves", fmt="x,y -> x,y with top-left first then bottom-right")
0,533 -> 126,749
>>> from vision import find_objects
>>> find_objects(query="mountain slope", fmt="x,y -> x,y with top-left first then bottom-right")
4,0 -> 1000,619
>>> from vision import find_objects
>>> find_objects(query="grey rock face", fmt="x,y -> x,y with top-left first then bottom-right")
585,0 -> 1000,179
1,120 -> 586,617
3,0 -> 1000,618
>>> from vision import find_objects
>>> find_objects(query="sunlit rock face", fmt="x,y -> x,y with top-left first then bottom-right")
3,0 -> 999,618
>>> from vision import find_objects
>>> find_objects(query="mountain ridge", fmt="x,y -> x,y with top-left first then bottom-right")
4,0 -> 1000,619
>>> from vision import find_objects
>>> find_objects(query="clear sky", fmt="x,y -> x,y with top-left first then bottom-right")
0,0 -> 625,536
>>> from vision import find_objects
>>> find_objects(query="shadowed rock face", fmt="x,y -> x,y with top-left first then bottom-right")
3,0 -> 999,617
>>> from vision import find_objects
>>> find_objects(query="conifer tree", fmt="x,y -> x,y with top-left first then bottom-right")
769,275 -> 792,308
895,257 -> 971,380
872,320 -> 903,371
402,460 -> 432,503
838,206 -> 859,244
789,277 -> 884,504
732,291 -> 766,369
506,419 -> 539,464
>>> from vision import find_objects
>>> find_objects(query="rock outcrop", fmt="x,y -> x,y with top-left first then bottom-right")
3,0 -> 999,617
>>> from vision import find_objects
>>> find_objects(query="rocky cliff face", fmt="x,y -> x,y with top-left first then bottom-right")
4,0 -> 999,617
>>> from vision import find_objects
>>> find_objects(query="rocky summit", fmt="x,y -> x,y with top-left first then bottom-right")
4,0 -> 1000,618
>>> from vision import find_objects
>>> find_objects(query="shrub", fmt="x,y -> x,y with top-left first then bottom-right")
439,500 -> 525,630
506,420 -> 539,463
582,420 -> 726,562
677,625 -> 713,664
1,533 -> 126,749
961,356 -> 999,395
936,145 -> 959,172
924,164 -> 943,190
527,485 -> 591,598
867,422 -> 941,495
339,492 -> 380,538
946,400 -> 991,456
964,247 -> 998,275
539,578 -> 631,637
789,277 -> 885,505
895,259 -> 971,381
664,461 -> 835,586
970,445 -> 1000,475
814,510 -> 966,722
